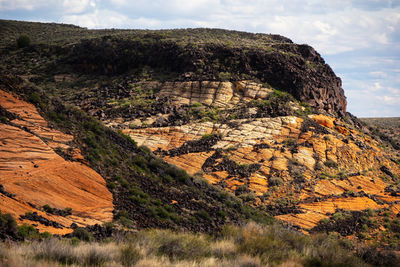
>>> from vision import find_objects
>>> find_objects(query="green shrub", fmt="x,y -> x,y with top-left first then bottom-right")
191,102 -> 203,108
71,227 -> 93,242
155,230 -> 211,260
120,244 -> 142,267
28,92 -> 41,105
268,176 -> 284,186
195,209 -> 211,221
16,35 -> 31,48
324,160 -> 338,168
314,162 -> 323,171
0,211 -> 18,238
82,246 -> 109,266
34,238 -> 77,265
42,204 -> 53,213
18,224 -> 39,240
166,165 -> 190,183
218,72 -> 231,80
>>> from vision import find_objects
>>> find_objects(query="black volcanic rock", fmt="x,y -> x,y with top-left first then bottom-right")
65,35 -> 347,116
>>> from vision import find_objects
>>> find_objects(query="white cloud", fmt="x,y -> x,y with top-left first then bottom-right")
61,9 -> 128,28
377,95 -> 400,105
0,0 -> 54,10
369,82 -> 383,91
388,87 -> 400,94
62,0 -> 93,14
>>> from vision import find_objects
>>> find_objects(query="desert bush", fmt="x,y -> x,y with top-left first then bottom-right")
71,227 -> 93,242
17,224 -> 39,240
268,176 -> 284,186
120,244 -> 142,266
210,239 -> 236,259
16,35 -> 30,48
314,162 -> 323,171
324,160 -> 338,168
140,230 -> 211,261
33,238 -> 77,264
81,245 -> 111,266
307,234 -> 368,267
0,211 -> 18,239
166,165 -> 190,183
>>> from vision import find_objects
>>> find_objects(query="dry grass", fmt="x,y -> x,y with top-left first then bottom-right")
0,222 -> 378,266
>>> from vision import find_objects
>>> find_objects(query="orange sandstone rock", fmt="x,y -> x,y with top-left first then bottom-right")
0,90 -> 113,234
309,114 -> 335,128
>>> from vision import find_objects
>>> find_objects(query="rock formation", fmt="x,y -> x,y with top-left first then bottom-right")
0,89 -> 113,234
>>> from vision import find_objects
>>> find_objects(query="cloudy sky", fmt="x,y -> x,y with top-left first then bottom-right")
1,0 -> 399,117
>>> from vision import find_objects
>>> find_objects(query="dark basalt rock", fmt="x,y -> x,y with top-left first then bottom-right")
20,212 -> 64,229
202,150 -> 261,178
381,166 -> 394,178
0,184 -> 16,198
65,36 -> 347,116
310,210 -> 377,237
157,134 -> 221,157
264,205 -> 305,216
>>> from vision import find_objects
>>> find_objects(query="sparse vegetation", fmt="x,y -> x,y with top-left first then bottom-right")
16,34 -> 30,48
0,222 -> 386,266
324,160 -> 338,168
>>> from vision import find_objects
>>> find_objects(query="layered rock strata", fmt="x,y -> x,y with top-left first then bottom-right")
0,89 -> 113,234
124,114 -> 400,232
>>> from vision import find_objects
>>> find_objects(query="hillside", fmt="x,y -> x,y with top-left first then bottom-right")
360,117 -> 400,157
0,20 -> 400,265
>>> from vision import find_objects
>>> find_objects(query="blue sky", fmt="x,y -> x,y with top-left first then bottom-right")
1,0 -> 399,117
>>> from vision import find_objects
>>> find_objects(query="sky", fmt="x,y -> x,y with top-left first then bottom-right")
1,0 -> 399,117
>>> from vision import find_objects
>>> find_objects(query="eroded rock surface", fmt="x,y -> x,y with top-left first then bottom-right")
158,81 -> 273,107
123,112 -> 400,232
0,89 -> 113,234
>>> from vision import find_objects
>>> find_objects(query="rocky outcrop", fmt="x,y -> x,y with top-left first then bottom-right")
124,114 -> 400,232
158,81 -> 273,107
0,89 -> 113,234
66,36 -> 347,115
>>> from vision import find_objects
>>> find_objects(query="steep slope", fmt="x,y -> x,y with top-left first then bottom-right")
120,82 -> 400,234
0,74 -> 273,235
0,89 -> 113,234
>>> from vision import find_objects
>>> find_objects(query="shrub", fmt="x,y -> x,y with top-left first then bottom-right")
191,102 -> 203,108
0,211 -> 18,238
218,72 -> 231,80
34,238 -> 77,265
166,165 -> 190,183
28,92 -> 41,105
314,162 -> 323,171
42,204 -> 53,213
196,209 -> 211,221
120,244 -> 142,266
155,230 -> 211,260
71,228 -> 93,242
18,224 -> 39,240
16,35 -> 30,48
324,160 -> 338,168
82,246 -> 109,266
268,176 -> 284,186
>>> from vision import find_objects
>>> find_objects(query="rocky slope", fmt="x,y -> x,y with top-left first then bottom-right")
119,82 -> 400,236
0,89 -> 113,234
0,74 -> 274,235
